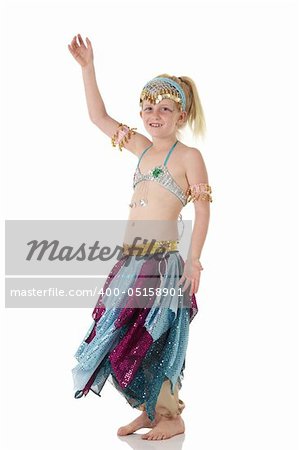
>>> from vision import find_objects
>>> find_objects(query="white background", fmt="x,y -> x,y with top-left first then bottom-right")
1,0 -> 298,449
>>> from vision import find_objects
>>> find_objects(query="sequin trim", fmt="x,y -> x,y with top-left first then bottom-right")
111,123 -> 137,151
186,183 -> 213,203
133,165 -> 188,206
122,240 -> 179,256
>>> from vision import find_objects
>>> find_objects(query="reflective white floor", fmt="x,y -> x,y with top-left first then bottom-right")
118,433 -> 185,450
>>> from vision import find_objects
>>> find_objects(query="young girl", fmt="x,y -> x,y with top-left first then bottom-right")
68,34 -> 212,441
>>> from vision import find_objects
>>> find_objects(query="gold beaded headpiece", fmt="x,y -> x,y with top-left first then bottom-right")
139,77 -> 187,112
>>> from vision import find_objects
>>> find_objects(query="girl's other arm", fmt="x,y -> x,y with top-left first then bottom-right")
68,34 -> 150,156
185,148 -> 211,261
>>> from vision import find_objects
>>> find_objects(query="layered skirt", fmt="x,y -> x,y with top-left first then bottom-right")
72,245 -> 198,421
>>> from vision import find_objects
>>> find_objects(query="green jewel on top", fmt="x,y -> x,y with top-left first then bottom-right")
152,167 -> 164,178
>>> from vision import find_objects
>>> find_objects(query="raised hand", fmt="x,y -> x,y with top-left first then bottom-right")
68,34 -> 94,67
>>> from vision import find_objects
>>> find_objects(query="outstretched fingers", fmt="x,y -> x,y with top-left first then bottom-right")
72,35 -> 79,49
77,33 -> 87,48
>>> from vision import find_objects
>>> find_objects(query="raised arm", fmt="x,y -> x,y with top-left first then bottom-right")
68,34 -> 150,156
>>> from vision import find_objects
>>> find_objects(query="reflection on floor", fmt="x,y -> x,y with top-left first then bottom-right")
118,431 -> 185,450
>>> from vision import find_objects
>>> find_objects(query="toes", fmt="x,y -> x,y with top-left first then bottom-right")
117,426 -> 132,436
141,432 -> 151,440
149,432 -> 158,440
117,427 -> 126,436
149,432 -> 164,440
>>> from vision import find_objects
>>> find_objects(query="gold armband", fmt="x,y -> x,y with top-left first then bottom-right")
111,123 -> 137,151
186,183 -> 213,203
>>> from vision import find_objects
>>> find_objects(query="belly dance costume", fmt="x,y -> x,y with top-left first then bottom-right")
72,76 -> 212,422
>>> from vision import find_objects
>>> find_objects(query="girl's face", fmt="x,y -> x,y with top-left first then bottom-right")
140,99 -> 187,137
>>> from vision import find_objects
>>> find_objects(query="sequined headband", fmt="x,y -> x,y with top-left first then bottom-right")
139,77 -> 187,112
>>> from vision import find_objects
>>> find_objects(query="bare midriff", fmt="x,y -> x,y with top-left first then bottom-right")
124,182 -> 185,245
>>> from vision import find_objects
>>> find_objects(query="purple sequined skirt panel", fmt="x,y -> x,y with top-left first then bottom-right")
72,250 -> 198,421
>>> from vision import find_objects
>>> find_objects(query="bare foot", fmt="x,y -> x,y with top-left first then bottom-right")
141,415 -> 185,440
117,411 -> 161,436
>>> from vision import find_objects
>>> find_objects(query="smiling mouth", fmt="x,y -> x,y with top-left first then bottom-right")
150,123 -> 163,127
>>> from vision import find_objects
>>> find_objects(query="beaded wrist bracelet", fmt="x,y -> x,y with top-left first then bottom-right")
111,123 -> 137,151
186,183 -> 213,203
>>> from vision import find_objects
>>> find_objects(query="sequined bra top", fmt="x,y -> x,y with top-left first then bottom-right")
133,140 -> 188,206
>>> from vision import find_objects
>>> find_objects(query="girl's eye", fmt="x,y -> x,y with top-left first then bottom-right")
144,107 -> 170,111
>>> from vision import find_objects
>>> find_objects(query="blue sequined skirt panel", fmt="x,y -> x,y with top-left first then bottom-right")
72,250 -> 198,421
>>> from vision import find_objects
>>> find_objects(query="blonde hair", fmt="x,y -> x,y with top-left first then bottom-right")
155,73 -> 207,140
